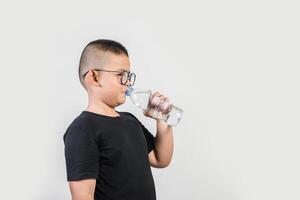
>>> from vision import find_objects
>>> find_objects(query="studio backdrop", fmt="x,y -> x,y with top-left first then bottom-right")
0,0 -> 299,199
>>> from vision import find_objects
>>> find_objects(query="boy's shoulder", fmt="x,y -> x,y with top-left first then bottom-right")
67,111 -> 91,129
65,111 -> 141,133
66,111 -> 140,130
120,111 -> 142,124
63,112 -> 92,138
120,111 -> 136,119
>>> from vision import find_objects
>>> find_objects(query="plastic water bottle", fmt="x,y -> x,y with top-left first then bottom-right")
125,87 -> 183,126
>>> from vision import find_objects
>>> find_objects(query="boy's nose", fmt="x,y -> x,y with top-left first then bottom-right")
124,79 -> 131,87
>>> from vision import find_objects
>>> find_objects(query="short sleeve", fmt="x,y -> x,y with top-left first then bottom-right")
140,122 -> 156,153
124,112 -> 156,153
63,126 -> 99,181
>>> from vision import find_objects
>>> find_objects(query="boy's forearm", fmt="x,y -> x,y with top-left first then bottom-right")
153,119 -> 174,167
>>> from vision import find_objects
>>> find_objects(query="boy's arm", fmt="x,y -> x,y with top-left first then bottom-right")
68,179 -> 96,200
148,119 -> 174,168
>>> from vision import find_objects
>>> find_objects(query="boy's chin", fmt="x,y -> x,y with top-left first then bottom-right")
118,99 -> 126,105
113,93 -> 127,107
116,97 -> 126,106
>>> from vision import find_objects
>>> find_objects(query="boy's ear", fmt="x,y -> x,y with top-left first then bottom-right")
85,70 -> 102,87
92,70 -> 98,81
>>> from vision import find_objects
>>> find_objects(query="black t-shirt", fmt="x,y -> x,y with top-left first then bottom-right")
63,111 -> 156,200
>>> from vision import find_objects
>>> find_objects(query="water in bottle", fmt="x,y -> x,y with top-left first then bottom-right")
125,87 -> 183,126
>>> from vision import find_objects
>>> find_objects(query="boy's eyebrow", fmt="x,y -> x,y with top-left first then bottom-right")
117,68 -> 130,72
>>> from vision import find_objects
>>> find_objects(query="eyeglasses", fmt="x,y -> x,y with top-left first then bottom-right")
82,68 -> 136,87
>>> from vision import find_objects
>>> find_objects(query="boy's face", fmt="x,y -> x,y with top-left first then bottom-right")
87,52 -> 131,108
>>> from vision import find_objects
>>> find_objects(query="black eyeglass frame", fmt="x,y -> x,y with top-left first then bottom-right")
82,68 -> 136,86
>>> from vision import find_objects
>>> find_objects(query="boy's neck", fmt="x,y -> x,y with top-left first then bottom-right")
85,99 -> 119,117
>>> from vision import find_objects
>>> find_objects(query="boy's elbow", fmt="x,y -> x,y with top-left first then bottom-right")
151,160 -> 171,168
158,164 -> 170,168
149,150 -> 172,168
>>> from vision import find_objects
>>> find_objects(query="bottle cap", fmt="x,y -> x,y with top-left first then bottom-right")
125,87 -> 134,96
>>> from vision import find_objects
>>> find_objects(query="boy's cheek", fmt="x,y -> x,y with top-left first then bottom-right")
118,93 -> 127,103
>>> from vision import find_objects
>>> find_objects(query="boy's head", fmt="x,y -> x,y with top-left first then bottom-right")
79,39 -> 135,108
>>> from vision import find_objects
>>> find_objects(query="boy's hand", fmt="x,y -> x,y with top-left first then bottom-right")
143,91 -> 171,119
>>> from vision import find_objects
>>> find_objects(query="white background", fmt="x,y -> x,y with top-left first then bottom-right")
0,0 -> 299,199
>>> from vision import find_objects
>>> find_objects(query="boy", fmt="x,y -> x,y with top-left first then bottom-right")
63,39 -> 174,200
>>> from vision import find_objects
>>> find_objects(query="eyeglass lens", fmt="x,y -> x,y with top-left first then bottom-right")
121,72 -> 136,86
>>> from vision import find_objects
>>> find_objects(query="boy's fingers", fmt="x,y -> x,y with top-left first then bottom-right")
150,92 -> 159,100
